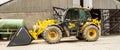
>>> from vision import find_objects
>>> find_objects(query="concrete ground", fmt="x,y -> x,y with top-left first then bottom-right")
0,35 -> 120,50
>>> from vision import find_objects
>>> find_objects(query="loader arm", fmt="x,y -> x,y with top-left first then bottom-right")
29,20 -> 56,40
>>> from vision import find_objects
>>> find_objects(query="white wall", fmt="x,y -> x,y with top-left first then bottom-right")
92,0 -> 120,9
84,0 -> 93,8
73,0 -> 80,7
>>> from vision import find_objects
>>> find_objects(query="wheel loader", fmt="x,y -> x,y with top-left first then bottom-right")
7,7 -> 101,46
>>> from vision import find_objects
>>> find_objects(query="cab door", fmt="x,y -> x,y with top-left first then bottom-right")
64,8 -> 80,35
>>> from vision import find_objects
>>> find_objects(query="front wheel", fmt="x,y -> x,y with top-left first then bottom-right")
42,26 -> 62,44
83,25 -> 99,41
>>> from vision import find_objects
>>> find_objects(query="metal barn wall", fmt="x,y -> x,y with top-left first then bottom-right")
102,9 -> 120,35
92,0 -> 120,9
0,0 -> 73,13
73,0 -> 80,7
0,0 -> 73,29
109,9 -> 120,34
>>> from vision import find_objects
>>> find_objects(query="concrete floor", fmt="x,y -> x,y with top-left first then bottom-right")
0,35 -> 120,50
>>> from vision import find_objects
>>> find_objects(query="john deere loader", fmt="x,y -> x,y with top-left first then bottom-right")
7,7 -> 101,46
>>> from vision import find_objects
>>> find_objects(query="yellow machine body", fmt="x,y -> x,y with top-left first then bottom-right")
29,18 -> 100,40
80,19 -> 100,33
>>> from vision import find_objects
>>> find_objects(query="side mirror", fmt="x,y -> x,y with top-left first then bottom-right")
65,19 -> 70,22
87,17 -> 92,22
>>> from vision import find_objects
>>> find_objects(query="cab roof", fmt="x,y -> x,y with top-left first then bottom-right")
68,7 -> 91,11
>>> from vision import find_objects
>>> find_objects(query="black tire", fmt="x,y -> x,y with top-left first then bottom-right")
76,33 -> 83,40
0,35 -> 2,40
42,26 -> 62,44
83,25 -> 99,41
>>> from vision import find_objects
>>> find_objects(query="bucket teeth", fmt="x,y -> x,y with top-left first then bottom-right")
7,26 -> 33,47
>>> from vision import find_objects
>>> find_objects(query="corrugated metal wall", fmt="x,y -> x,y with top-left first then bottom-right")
109,9 -> 120,34
73,0 -> 80,7
0,0 -> 73,29
102,9 -> 120,35
0,0 -> 73,13
92,0 -> 120,9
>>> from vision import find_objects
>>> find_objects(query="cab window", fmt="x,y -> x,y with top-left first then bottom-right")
65,9 -> 79,20
80,9 -> 88,21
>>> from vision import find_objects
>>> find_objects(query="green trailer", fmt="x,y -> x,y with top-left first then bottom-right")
0,19 -> 24,40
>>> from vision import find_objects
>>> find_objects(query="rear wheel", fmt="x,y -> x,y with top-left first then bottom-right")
83,25 -> 99,41
43,26 -> 62,44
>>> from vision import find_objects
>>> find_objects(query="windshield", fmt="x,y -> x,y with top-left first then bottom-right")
80,9 -> 91,21
64,8 -> 79,21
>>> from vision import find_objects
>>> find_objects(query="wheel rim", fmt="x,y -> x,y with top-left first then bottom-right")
87,28 -> 97,39
48,29 -> 58,40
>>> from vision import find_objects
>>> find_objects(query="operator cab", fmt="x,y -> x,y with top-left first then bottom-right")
62,8 -> 92,35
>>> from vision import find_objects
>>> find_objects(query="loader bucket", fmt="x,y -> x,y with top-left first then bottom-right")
7,26 -> 34,47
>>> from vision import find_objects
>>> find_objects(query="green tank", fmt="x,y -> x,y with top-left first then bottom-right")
0,19 -> 24,40
0,19 -> 24,29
